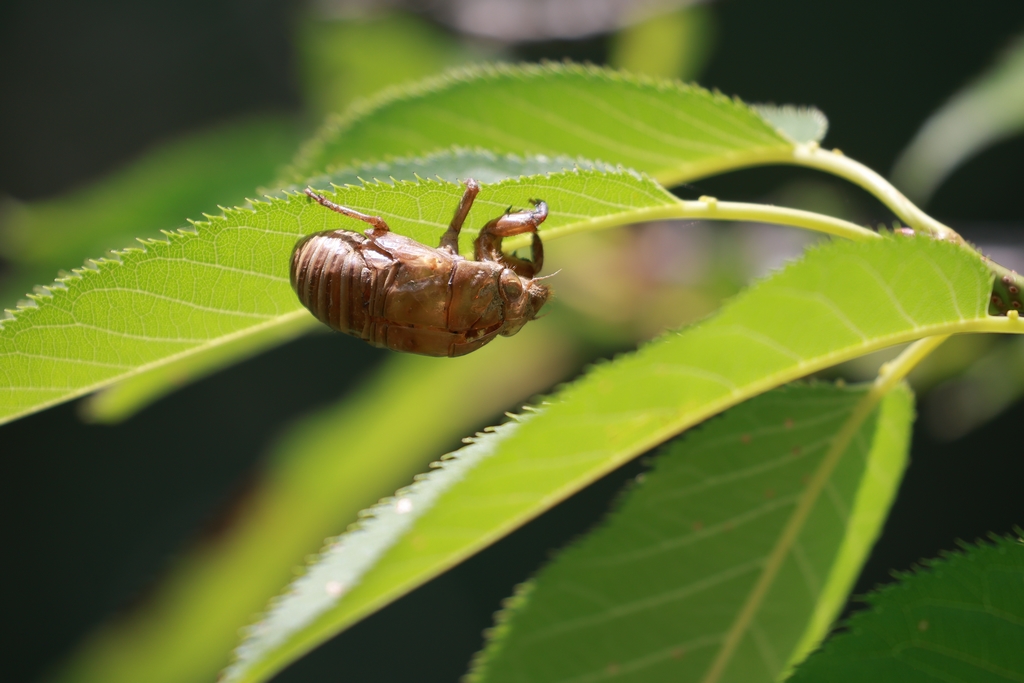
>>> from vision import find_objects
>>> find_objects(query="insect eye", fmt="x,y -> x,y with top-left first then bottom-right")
501,270 -> 524,300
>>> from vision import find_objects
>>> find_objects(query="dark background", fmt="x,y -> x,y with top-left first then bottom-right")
2,1 -> 1023,682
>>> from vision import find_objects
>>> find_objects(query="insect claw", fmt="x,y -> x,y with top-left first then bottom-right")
505,206 -> 513,214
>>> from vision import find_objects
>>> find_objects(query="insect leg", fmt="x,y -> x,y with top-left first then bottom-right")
484,233 -> 544,278
528,232 -> 543,273
475,199 -> 547,276
305,188 -> 390,233
438,178 -> 480,253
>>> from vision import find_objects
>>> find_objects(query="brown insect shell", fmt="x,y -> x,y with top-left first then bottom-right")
290,226 -> 550,357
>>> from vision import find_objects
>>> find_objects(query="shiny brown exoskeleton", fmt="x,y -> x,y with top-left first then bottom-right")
290,179 -> 551,357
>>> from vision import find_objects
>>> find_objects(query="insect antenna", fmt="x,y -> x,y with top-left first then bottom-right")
532,269 -> 561,282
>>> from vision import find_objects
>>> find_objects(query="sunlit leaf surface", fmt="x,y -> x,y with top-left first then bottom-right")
289,62 -> 792,186
891,34 -> 1024,203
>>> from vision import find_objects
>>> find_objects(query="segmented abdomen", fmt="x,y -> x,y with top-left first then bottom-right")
291,230 -> 509,356
291,231 -> 380,341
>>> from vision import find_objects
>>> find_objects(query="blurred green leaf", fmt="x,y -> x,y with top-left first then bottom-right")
54,320 -> 575,683
297,12 -> 478,119
288,62 -> 792,186
923,336 -> 1024,441
0,170 -> 678,426
0,115 -> 301,304
790,533 -> 1024,682
891,34 -> 1024,203
609,5 -> 716,81
223,237 -> 993,683
469,382 -> 913,683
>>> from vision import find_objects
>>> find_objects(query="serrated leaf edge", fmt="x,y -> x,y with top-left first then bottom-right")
287,60 -> 782,183
221,412 -> 535,682
463,382 -> 887,683
790,531 -> 1024,679
0,192 -> 301,333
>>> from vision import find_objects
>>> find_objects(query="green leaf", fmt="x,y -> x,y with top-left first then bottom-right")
790,534 -> 1024,682
469,382 -> 913,683
891,34 -> 1024,203
608,5 -> 716,81
0,169 -> 676,426
296,11 -> 477,119
223,237 -> 994,683
287,62 -> 793,187
923,336 -> 1024,441
52,321 -> 576,683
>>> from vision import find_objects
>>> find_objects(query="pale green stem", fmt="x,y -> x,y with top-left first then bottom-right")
501,197 -> 877,251
701,334 -> 950,683
679,198 -> 880,242
790,143 -> 961,242
657,144 -> 961,243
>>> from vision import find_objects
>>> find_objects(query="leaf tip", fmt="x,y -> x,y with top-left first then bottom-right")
753,103 -> 829,144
